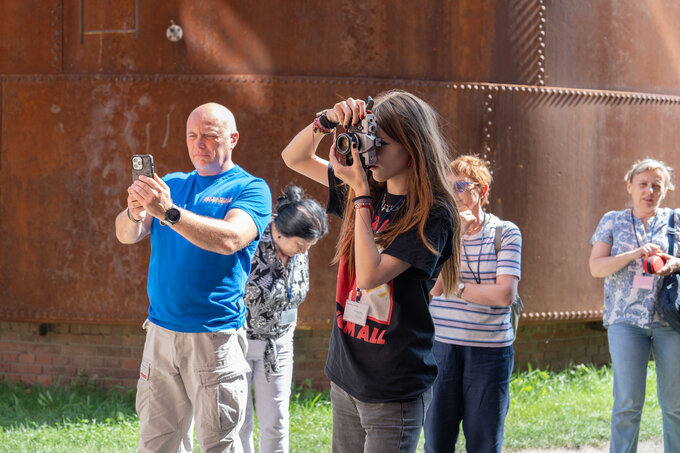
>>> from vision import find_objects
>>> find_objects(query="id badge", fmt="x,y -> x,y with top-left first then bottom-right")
633,274 -> 655,290
280,308 -> 298,325
343,300 -> 369,326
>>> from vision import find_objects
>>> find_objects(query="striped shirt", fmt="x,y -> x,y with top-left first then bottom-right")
430,213 -> 522,347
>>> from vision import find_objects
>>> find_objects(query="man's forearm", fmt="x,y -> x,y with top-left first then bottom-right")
166,208 -> 256,255
115,209 -> 150,244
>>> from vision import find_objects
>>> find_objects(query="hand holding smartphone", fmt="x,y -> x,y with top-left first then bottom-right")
131,154 -> 155,181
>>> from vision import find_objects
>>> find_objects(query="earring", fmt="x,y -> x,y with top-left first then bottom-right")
408,160 -> 412,168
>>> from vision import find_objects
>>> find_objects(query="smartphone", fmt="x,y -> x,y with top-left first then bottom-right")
131,154 -> 154,181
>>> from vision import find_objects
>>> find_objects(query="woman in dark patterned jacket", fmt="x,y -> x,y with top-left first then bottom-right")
239,184 -> 328,453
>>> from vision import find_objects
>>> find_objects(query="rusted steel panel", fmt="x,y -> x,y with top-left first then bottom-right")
4,0 -> 680,327
0,0 -> 62,73
492,87 -> 680,322
2,75 -> 680,326
0,75 -> 484,326
56,0 -> 510,82
7,0 -> 680,93
544,0 -> 680,93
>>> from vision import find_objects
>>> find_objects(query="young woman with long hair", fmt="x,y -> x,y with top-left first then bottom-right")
281,89 -> 460,453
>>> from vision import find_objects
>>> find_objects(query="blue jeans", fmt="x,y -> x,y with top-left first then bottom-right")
424,341 -> 513,453
330,382 -> 432,453
608,324 -> 680,453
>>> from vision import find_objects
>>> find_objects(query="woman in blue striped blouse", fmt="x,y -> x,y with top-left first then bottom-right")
424,155 -> 522,453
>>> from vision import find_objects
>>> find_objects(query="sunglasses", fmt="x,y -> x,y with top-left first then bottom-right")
454,181 -> 478,193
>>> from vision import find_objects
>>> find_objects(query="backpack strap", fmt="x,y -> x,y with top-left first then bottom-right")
494,224 -> 503,256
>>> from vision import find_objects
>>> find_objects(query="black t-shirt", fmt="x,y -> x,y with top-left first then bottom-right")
324,165 -> 455,403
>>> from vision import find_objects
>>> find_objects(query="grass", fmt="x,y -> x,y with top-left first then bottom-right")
0,364 -> 664,452
0,377 -> 138,453
503,362 -> 662,451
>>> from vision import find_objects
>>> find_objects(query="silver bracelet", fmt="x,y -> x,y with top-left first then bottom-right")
127,208 -> 143,224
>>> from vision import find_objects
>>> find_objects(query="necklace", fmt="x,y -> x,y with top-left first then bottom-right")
380,193 -> 405,212
374,191 -> 405,233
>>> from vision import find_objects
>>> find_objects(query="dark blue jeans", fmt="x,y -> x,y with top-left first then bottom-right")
424,341 -> 514,453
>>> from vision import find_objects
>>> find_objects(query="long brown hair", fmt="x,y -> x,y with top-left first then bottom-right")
332,90 -> 461,294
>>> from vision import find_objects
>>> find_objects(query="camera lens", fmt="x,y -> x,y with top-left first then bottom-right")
336,134 -> 352,155
132,157 -> 142,170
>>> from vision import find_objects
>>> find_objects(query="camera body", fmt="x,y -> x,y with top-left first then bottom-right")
335,97 -> 381,167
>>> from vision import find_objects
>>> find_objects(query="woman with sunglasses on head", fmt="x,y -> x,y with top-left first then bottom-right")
281,90 -> 460,453
239,184 -> 328,453
589,159 -> 680,453
424,155 -> 522,453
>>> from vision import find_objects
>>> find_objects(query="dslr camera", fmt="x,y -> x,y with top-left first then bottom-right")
335,96 -> 382,167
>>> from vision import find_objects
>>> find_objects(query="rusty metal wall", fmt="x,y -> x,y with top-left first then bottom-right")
1,0 -> 679,327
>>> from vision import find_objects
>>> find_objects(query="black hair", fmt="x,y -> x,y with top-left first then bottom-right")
273,184 -> 328,240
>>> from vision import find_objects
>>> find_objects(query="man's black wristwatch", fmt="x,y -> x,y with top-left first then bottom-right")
161,205 -> 181,226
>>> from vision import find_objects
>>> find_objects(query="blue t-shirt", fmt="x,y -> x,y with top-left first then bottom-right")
147,165 -> 272,332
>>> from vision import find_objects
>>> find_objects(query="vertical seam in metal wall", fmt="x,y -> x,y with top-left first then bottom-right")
537,0 -> 546,86
481,89 -> 496,161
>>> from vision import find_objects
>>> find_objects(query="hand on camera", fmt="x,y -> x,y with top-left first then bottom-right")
329,143 -> 370,196
129,174 -> 174,221
325,97 -> 367,128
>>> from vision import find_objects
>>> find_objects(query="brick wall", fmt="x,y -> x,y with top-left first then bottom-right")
292,326 -> 332,390
0,320 -> 610,389
0,321 -> 144,387
514,321 -> 611,370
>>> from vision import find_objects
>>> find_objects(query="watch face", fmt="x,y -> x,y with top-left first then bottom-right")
166,207 -> 180,223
